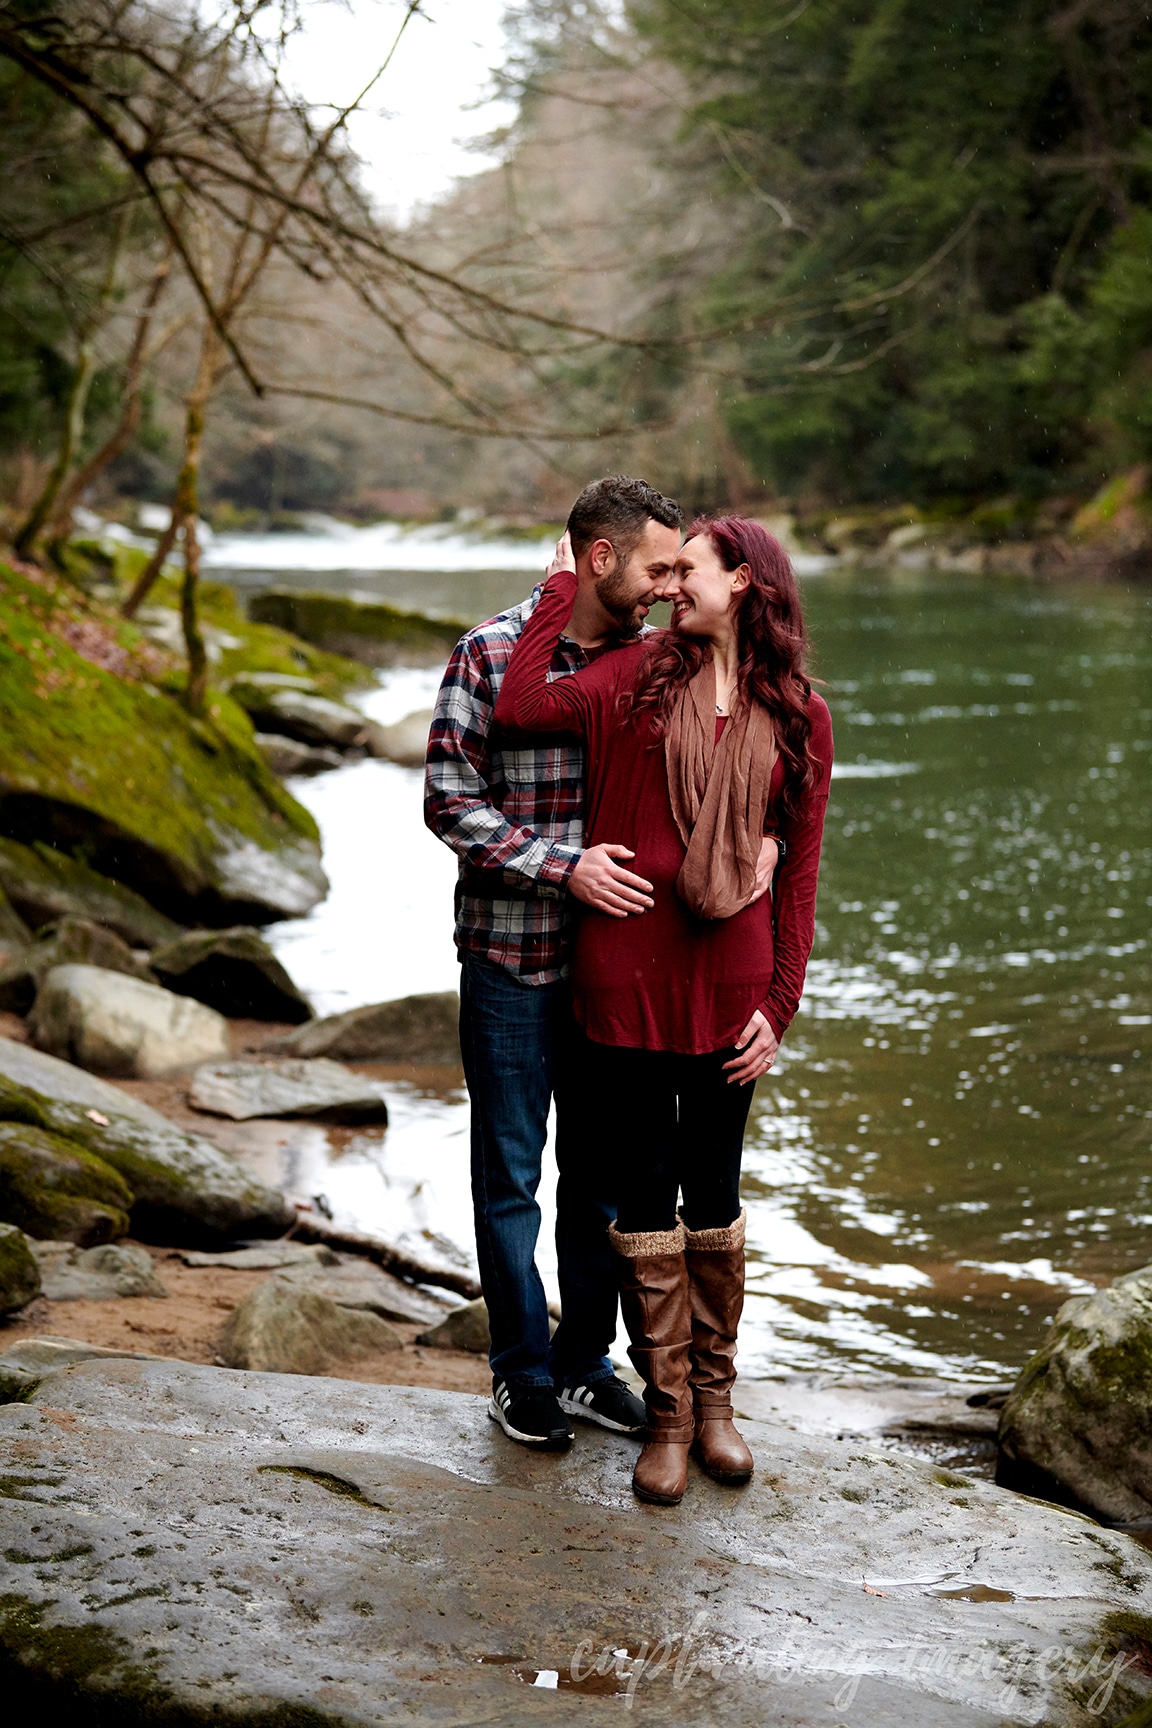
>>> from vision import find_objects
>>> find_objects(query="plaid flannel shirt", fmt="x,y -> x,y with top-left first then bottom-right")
424,586 -> 616,985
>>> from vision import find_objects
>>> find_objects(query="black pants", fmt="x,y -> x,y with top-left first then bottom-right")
576,1035 -> 754,1233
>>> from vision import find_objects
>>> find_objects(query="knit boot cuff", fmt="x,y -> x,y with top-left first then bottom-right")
680,1207 -> 746,1253
608,1220 -> 686,1260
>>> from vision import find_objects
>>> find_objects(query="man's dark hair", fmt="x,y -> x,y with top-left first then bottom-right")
566,475 -> 682,564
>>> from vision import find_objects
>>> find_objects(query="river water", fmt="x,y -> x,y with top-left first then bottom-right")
208,524 -> 1152,1384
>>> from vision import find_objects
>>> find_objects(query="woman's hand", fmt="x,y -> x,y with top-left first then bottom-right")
747,834 -> 779,905
724,1009 -> 779,1085
546,530 -> 576,579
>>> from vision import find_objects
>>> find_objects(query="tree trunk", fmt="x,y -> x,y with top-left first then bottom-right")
121,512 -> 179,619
13,339 -> 98,559
51,253 -> 172,551
174,325 -> 220,713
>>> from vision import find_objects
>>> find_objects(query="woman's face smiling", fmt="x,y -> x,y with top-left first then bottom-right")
661,533 -> 749,640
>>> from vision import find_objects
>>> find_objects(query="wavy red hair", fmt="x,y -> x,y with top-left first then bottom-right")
629,515 -> 818,815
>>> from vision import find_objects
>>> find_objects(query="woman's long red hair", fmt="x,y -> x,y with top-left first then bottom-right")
630,515 -> 817,816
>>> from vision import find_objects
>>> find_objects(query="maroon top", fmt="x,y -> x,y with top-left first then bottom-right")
494,569 -> 833,1055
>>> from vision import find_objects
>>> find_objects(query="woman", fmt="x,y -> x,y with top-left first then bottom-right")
494,516 -> 832,1505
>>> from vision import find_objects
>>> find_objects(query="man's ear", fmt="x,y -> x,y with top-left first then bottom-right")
588,537 -> 617,577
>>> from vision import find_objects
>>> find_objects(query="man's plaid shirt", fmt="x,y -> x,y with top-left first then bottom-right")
425,586 -> 614,986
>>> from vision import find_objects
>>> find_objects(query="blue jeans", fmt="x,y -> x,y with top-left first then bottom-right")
459,952 -> 618,1390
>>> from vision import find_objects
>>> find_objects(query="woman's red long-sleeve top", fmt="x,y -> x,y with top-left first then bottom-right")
494,569 -> 833,1055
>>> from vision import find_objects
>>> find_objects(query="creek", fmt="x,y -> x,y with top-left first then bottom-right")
207,522 -> 1152,1381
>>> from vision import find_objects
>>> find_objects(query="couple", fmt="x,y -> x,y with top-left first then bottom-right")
425,476 -> 832,1506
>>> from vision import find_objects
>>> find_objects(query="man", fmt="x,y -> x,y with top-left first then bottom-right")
424,476 -> 683,1449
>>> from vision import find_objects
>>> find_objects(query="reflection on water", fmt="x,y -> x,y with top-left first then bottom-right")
224,536 -> 1151,1381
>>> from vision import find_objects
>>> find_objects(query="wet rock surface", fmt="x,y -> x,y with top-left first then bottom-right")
242,687 -> 378,750
1,1357 -> 1151,1725
998,1263 -> 1152,1524
0,1222 -> 40,1313
249,588 -> 465,667
180,1241 -> 450,1326
217,1279 -> 402,1373
149,925 -> 313,1023
272,989 -> 460,1062
0,1121 -> 133,1244
30,963 -> 230,1078
0,1039 -> 294,1244
28,1238 -> 168,1301
254,732 -> 346,776
188,1057 -> 388,1122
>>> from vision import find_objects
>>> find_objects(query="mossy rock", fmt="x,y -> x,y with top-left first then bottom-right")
0,917 -> 152,1016
0,1065 -> 292,1246
149,926 -> 312,1023
0,838 -> 183,947
0,561 -> 326,925
0,1223 -> 40,1314
0,1121 -> 133,1245
248,589 -> 465,668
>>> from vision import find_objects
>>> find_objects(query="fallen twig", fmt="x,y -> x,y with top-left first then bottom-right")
291,1209 -> 481,1300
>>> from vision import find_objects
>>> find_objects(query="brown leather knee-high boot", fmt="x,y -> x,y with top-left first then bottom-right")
682,1209 -> 754,1485
609,1220 -> 693,1506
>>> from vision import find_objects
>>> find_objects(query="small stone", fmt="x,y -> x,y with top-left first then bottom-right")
181,1243 -> 340,1271
30,964 -> 230,1079
253,734 -> 345,777
29,1238 -> 168,1300
271,992 -> 459,1063
416,1297 -> 490,1353
218,1281 -> 402,1374
0,1120 -> 133,1245
149,927 -> 312,1023
188,1059 -> 388,1123
0,1222 -> 40,1314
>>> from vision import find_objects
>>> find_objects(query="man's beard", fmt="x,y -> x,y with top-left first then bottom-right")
595,564 -> 647,634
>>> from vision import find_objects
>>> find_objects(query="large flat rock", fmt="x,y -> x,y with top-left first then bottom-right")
1,1357 -> 1149,1725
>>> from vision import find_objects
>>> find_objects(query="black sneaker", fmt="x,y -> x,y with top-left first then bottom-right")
488,1381 -> 574,1450
558,1376 -> 647,1434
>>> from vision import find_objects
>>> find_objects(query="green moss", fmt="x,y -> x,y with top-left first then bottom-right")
248,588 -> 464,666
258,1465 -> 379,1508
0,1121 -> 133,1244
0,561 -> 327,919
0,1221 -> 40,1313
934,1470 -> 971,1489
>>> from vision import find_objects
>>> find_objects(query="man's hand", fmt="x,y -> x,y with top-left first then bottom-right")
748,834 -> 780,906
570,844 -> 654,918
547,530 -> 576,579
724,1009 -> 779,1085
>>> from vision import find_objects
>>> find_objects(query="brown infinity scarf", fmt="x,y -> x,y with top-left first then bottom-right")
663,657 -> 778,920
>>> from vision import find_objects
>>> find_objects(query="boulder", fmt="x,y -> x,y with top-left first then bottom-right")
0,1335 -> 165,1401
28,1238 -> 167,1300
30,963 -> 230,1078
149,926 -> 313,1023
273,1257 -> 450,1327
416,1296 -> 490,1353
0,1120 -> 133,1244
253,733 -> 345,777
249,588 -> 465,668
0,916 -> 152,1015
997,1265 -> 1152,1524
2,1358 -> 1152,1725
271,990 -> 460,1063
217,1281 -> 402,1374
0,558 -> 328,928
0,1222 -> 40,1314
0,1041 -> 294,1244
188,1058 -> 388,1124
374,707 -> 433,767
241,689 -> 373,750
0,837 -> 183,946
